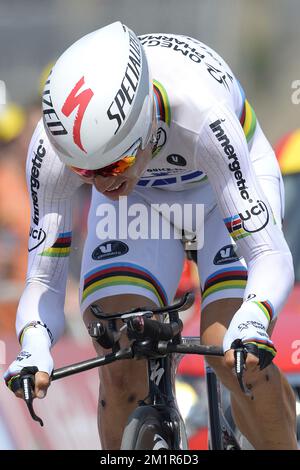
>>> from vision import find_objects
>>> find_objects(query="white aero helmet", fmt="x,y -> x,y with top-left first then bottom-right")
42,22 -> 153,170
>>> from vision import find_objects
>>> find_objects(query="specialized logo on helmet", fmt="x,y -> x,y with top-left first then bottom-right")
107,31 -> 142,135
43,72 -> 68,137
62,76 -> 94,153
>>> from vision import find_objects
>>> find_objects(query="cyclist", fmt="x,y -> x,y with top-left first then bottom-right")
4,22 -> 297,449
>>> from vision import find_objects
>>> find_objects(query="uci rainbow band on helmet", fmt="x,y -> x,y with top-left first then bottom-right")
42,22 -> 153,171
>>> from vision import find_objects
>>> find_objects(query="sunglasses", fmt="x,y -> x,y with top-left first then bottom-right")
71,139 -> 141,179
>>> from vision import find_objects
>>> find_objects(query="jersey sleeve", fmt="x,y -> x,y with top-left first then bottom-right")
16,120 -> 83,345
196,103 -> 294,320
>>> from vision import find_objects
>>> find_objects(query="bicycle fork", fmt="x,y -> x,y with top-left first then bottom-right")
205,363 -> 240,450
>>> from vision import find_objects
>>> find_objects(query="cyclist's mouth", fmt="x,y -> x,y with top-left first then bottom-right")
104,181 -> 127,197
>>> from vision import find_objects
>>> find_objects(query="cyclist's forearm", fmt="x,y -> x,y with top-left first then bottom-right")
223,250 -> 294,351
244,249 -> 294,317
16,281 -> 66,345
197,103 -> 294,320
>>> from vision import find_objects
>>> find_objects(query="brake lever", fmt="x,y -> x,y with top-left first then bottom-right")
20,367 -> 44,427
231,340 -> 249,395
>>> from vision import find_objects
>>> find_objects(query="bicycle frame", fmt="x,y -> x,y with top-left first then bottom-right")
206,365 -> 240,450
144,353 -> 188,449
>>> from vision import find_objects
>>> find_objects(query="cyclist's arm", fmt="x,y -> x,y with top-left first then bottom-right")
196,103 -> 294,356
17,119 -> 83,345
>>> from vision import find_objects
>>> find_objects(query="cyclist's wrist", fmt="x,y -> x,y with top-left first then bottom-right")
4,322 -> 54,387
19,321 -> 53,348
223,300 -> 273,352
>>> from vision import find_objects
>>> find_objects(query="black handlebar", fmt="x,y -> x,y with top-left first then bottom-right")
14,293 -> 248,427
90,291 -> 195,321
127,316 -> 183,342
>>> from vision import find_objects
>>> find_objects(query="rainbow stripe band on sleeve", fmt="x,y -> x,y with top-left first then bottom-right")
19,320 -> 54,345
202,267 -> 248,302
5,373 -> 20,391
224,215 -> 251,241
40,231 -> 72,257
239,99 -> 257,143
253,300 -> 274,322
82,262 -> 168,307
244,338 -> 277,357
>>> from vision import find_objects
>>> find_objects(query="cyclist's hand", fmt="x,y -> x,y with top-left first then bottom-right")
4,324 -> 53,399
223,315 -> 277,372
4,363 -> 51,399
224,344 -> 260,372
